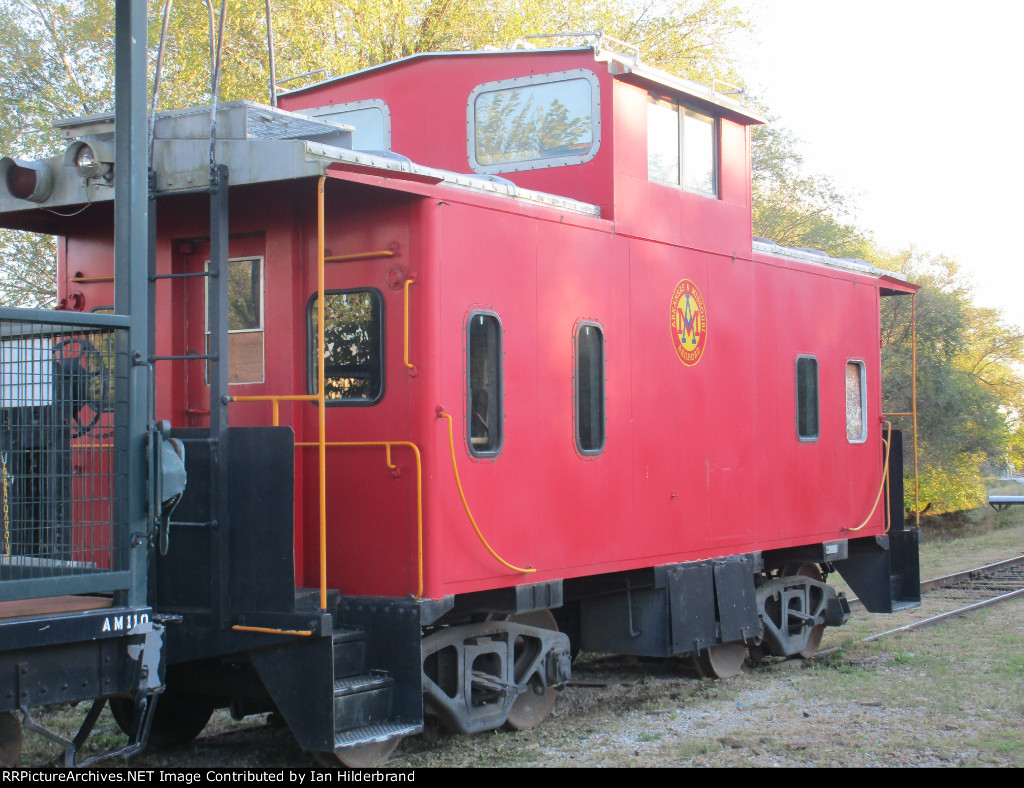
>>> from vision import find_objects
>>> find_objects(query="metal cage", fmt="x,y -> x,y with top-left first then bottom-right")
0,308 -> 129,602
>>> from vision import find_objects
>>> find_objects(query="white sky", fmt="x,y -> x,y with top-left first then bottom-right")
730,0 -> 1024,328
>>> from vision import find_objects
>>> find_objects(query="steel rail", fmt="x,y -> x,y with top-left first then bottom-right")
862,587 -> 1024,642
838,553 -> 1024,646
846,553 -> 1024,607
919,554 -> 1024,593
808,553 -> 1024,658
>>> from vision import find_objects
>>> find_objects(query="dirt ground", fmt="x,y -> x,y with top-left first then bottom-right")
21,512 -> 1024,768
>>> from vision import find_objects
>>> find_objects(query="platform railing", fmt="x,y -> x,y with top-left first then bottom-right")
0,308 -> 130,602
882,292 -> 920,526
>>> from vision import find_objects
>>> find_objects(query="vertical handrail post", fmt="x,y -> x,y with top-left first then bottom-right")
911,293 -> 920,526
114,0 -> 151,607
317,177 -> 327,610
209,164 -> 231,626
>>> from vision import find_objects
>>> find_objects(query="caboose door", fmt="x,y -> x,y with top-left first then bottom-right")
173,237 -> 266,428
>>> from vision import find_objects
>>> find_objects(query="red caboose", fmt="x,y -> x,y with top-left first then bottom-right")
1,40 -> 919,764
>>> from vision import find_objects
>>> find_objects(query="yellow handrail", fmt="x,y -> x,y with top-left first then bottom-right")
324,250 -> 395,263
232,399 -> 427,598
295,441 -> 424,599
882,291 -> 920,526
229,177 -> 329,611
404,277 -> 416,373
229,177 -> 429,609
845,420 -> 893,533
438,410 -> 536,575
911,293 -> 919,526
231,625 -> 312,636
316,176 -> 327,610
231,393 -> 318,427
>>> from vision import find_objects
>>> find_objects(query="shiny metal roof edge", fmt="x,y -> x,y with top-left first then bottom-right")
281,45 -> 764,126
55,100 -> 354,137
304,141 -> 602,217
55,99 -> 261,131
279,48 -> 596,97
752,239 -> 907,281
601,55 -> 765,125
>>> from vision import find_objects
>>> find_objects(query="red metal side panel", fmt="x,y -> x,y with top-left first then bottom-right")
429,200 -> 543,588
748,257 -> 886,547
530,222 -> 632,572
62,225 -> 116,312
704,252 -> 758,552
416,212 -> 887,598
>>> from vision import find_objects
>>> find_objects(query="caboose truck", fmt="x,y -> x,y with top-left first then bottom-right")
0,36 -> 921,765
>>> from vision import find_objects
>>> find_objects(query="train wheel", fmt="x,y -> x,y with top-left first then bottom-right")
0,712 -> 22,767
696,643 -> 747,679
781,562 -> 825,658
312,738 -> 401,768
110,691 -> 215,748
505,609 -> 559,731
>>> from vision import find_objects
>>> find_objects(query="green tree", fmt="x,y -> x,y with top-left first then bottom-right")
879,249 -> 1020,514
751,123 -> 873,259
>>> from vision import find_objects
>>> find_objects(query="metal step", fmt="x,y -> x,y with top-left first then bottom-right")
332,628 -> 366,678
333,720 -> 422,750
334,672 -> 394,696
333,672 -> 395,731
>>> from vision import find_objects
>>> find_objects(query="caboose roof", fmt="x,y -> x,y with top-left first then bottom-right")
282,46 -> 765,126
752,238 -> 915,289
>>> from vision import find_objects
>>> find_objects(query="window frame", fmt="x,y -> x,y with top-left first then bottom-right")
205,255 -> 266,385
465,310 -> 504,458
795,354 -> 820,442
574,320 -> 606,457
298,98 -> 392,151
647,94 -> 719,198
845,359 -> 868,444
467,69 -> 602,175
306,287 -> 386,406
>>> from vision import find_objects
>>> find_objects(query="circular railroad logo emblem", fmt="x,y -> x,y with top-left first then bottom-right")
670,279 -> 707,366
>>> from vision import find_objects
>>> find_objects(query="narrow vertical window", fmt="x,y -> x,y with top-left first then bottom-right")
206,256 -> 265,384
575,322 -> 605,455
647,98 -> 680,184
796,356 -> 819,441
846,361 -> 867,442
647,96 -> 718,196
467,312 -> 502,456
682,109 -> 716,195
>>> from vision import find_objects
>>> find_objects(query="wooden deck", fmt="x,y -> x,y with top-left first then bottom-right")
0,595 -> 113,622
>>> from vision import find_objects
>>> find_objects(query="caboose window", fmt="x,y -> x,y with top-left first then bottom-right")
309,289 -> 384,404
846,360 -> 867,442
467,312 -> 503,457
575,322 -> 605,455
796,356 -> 819,441
468,69 -> 600,174
299,99 -> 391,150
647,96 -> 718,197
206,256 -> 264,384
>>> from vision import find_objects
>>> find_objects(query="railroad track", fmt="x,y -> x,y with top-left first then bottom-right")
857,554 -> 1024,643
